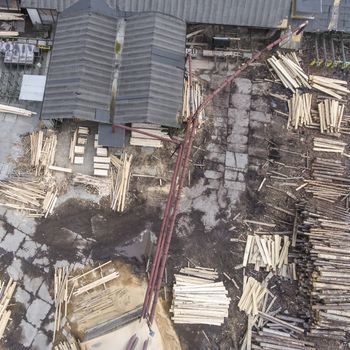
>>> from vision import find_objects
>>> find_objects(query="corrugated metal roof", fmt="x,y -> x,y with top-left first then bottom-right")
41,0 -> 117,121
292,0 -> 350,32
22,0 -> 291,29
114,13 -> 186,128
117,0 -> 291,28
21,0 -> 117,12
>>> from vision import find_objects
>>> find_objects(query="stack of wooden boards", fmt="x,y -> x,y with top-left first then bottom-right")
93,135 -> 110,177
69,127 -> 89,165
287,93 -> 312,129
53,263 -> 120,346
296,206 -> 350,341
110,153 -> 133,212
0,278 -> 16,340
304,157 -> 350,203
0,103 -> 36,117
182,78 -> 204,122
312,137 -> 346,154
317,99 -> 345,134
267,52 -> 310,92
243,235 -> 296,280
30,130 -> 57,176
129,123 -> 170,148
171,267 -> 230,325
310,75 -> 350,100
0,179 -> 57,217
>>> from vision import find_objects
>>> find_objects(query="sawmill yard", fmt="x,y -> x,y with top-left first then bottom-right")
0,42 -> 349,349
1,5 -> 350,350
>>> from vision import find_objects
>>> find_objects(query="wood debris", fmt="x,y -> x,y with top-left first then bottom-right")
287,93 -> 312,129
267,52 -> 310,92
0,278 -> 16,340
243,235 -> 296,280
0,103 -> 36,117
110,153 -> 133,212
73,174 -> 110,196
317,99 -> 345,133
310,75 -> 350,100
312,137 -> 346,154
0,179 -> 57,217
171,267 -> 230,325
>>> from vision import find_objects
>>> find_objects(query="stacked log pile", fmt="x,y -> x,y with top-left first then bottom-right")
182,79 -> 204,122
0,278 -> 16,340
171,267 -> 230,325
309,75 -> 350,100
243,235 -> 295,279
0,179 -> 57,217
287,93 -> 312,129
296,206 -> 350,341
304,157 -> 350,203
317,99 -> 345,134
0,103 -> 36,117
110,153 -> 133,212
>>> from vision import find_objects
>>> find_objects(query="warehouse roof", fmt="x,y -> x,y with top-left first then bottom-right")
114,13 -> 186,127
22,0 -> 291,29
41,0 -> 117,121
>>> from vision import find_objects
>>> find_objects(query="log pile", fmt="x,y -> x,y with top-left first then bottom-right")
0,103 -> 36,117
243,235 -> 295,279
110,153 -> 133,212
317,99 -> 345,134
304,157 -> 350,203
0,278 -> 16,340
0,179 -> 57,217
310,75 -> 350,100
312,137 -> 346,154
287,93 -> 312,129
30,130 -> 57,176
171,267 -> 230,325
267,52 -> 310,92
296,207 -> 350,341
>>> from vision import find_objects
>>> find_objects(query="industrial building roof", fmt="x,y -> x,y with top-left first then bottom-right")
114,13 -> 186,127
22,0 -> 291,29
41,0 -> 117,122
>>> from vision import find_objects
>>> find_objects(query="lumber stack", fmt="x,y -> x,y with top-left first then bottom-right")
267,52 -> 310,92
171,267 -> 230,325
30,130 -> 57,176
238,277 -> 268,316
0,278 -> 16,340
110,153 -> 133,212
303,157 -> 350,203
317,99 -> 344,133
295,208 -> 350,341
182,78 -> 204,122
93,146 -> 109,177
310,75 -> 350,100
243,235 -> 295,280
53,267 -> 69,342
129,123 -> 170,148
70,127 -> 89,165
312,137 -> 346,154
0,179 -> 57,217
73,174 -> 110,196
287,93 -> 312,129
0,103 -> 36,117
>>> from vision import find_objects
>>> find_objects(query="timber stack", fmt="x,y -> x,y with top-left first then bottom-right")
0,277 -> 16,340
309,75 -> 350,100
295,205 -> 350,341
171,267 -> 230,325
287,93 -> 312,129
317,99 -> 345,134
312,137 -> 346,154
